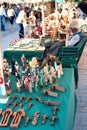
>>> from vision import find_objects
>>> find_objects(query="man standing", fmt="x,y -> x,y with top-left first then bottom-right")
16,7 -> 29,38
0,3 -> 6,31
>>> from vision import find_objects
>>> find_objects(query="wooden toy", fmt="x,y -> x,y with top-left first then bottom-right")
5,76 -> 12,95
11,96 -> 17,103
28,103 -> 33,110
32,112 -> 40,126
21,54 -> 27,71
10,109 -> 25,128
50,116 -> 57,126
6,102 -> 11,109
36,96 -> 44,103
53,107 -> 58,115
42,115 -> 48,124
45,99 -> 61,106
24,117 -> 31,127
52,84 -> 66,92
16,79 -> 21,92
0,109 -> 12,127
12,103 -> 18,110
43,90 -> 58,97
25,97 -> 32,103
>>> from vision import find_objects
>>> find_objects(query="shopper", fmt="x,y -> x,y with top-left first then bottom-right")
7,5 -> 16,32
16,7 -> 29,38
0,3 -> 6,31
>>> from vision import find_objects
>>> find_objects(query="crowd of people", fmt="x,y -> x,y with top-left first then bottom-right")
0,1 -> 87,39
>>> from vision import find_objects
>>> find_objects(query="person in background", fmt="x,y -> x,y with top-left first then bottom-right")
16,7 -> 29,38
7,5 -> 16,32
0,3 -> 7,31
78,0 -> 87,19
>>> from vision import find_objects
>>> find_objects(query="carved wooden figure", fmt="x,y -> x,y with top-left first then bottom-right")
42,115 -> 48,124
16,79 -> 21,92
25,97 -> 32,103
24,117 -> 31,127
10,109 -> 25,128
36,96 -> 44,103
32,112 -> 40,126
50,116 -> 57,126
45,99 -> 61,106
52,84 -> 66,92
43,90 -> 58,97
6,102 -> 11,109
0,109 -> 12,127
53,107 -> 58,115
50,65 -> 57,82
11,96 -> 17,103
28,103 -> 33,110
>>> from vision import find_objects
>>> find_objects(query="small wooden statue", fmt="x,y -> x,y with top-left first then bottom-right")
16,79 -> 21,92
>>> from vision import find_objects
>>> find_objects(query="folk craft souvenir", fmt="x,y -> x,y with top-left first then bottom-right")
21,54 -> 27,71
10,109 -> 25,128
32,112 -> 40,126
0,109 -> 12,127
5,76 -> 12,95
16,79 -> 21,92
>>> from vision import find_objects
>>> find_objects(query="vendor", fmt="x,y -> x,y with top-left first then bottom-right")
40,19 -> 84,66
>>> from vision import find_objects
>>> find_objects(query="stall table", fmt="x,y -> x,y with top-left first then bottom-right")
0,68 -> 77,130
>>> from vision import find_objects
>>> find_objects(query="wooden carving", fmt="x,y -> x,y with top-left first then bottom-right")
45,99 -> 61,106
0,109 -> 12,127
53,107 -> 58,115
36,96 -> 44,103
24,117 -> 31,127
10,109 -> 25,128
52,84 -> 66,92
32,112 -> 40,126
42,115 -> 48,124
43,90 -> 58,97
50,116 -> 57,126
28,103 -> 33,110
25,96 -> 32,103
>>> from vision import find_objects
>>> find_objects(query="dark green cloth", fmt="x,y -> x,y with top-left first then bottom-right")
4,50 -> 43,65
0,68 -> 77,130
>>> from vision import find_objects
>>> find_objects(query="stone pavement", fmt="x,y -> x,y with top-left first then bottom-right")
74,44 -> 87,130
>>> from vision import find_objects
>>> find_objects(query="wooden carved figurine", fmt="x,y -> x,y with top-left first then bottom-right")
25,97 -> 32,103
0,109 -> 12,127
53,107 -> 58,115
24,117 -> 31,127
43,89 -> 58,97
10,109 -> 25,128
28,103 -> 33,110
32,112 -> 40,126
52,84 -> 66,92
16,79 -> 21,92
42,115 -> 48,124
50,116 -> 57,126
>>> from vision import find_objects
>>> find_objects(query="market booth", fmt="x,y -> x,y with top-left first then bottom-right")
0,37 -> 77,130
0,0 -> 80,130
0,67 -> 77,130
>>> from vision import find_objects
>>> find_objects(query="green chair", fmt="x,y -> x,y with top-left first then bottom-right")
58,35 -> 87,88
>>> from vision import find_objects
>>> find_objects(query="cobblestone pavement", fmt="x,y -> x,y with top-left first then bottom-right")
74,44 -> 87,130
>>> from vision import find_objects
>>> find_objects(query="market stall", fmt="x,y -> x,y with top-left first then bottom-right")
0,67 -> 77,130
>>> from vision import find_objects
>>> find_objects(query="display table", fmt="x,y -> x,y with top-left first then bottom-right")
4,38 -> 45,64
0,68 -> 77,130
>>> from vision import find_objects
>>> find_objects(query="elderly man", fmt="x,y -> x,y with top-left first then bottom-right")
41,19 -> 84,59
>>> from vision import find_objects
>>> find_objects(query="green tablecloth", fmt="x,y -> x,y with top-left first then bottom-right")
4,49 -> 44,65
0,68 -> 77,130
